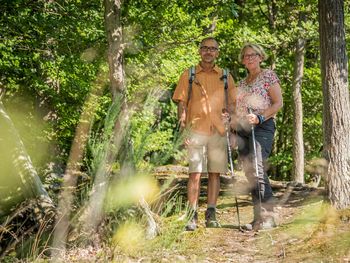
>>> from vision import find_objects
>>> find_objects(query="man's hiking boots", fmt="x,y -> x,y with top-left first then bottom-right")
185,210 -> 198,231
205,208 -> 221,228
185,208 -> 221,231
185,207 -> 276,231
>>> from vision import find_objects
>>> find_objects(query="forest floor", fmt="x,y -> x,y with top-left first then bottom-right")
62,166 -> 350,263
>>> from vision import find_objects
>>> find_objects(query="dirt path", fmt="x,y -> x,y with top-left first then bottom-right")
65,167 -> 350,262
150,178 -> 322,262
141,170 -> 350,263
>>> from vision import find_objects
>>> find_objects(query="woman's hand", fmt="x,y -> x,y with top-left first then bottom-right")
247,113 -> 259,125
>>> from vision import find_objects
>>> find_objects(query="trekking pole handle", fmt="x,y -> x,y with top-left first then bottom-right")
248,107 -> 253,116
222,108 -> 235,177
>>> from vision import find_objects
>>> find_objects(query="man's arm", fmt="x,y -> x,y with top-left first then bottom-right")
173,69 -> 190,129
178,101 -> 186,129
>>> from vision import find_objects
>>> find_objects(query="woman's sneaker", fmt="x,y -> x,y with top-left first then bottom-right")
205,208 -> 221,228
244,216 -> 276,231
261,215 -> 276,229
243,219 -> 262,231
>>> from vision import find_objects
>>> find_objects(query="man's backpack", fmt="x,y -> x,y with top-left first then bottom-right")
187,66 -> 229,109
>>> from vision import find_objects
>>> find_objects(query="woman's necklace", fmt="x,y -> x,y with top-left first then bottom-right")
246,70 -> 262,85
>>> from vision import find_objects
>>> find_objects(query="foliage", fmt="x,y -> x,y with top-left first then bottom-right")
1,0 -> 350,259
0,0 -> 105,168
1,0 -> 331,181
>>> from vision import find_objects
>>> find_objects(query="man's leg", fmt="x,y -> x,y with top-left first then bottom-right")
187,172 -> 202,209
205,172 -> 221,227
206,131 -> 227,228
185,172 -> 201,231
207,172 -> 220,206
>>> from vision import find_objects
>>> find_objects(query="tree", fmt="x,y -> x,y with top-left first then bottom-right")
319,0 -> 350,209
80,0 -> 129,232
51,67 -> 107,254
0,101 -> 55,256
292,13 -> 306,184
78,0 -> 160,241
0,102 -> 53,216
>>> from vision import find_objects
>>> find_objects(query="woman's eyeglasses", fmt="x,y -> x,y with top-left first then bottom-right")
243,53 -> 259,60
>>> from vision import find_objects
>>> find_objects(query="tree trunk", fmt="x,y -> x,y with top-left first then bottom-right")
292,14 -> 306,184
0,102 -> 55,256
319,0 -> 350,209
104,0 -> 125,98
80,0 -> 158,241
51,67 -> 106,255
266,0 -> 277,70
264,0 -> 278,178
0,101 -> 52,216
80,0 -> 130,235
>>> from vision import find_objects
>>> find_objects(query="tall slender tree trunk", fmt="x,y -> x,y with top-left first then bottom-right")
0,101 -> 55,257
319,0 -> 350,209
81,0 -> 158,240
104,0 -> 125,98
51,67 -> 106,257
0,102 -> 52,216
292,14 -> 306,184
266,0 -> 277,70
265,0 -> 279,178
80,0 -> 130,235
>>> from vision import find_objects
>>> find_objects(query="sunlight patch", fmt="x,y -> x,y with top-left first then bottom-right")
105,174 -> 159,210
112,221 -> 145,253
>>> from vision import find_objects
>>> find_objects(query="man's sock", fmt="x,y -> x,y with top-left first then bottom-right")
207,204 -> 216,210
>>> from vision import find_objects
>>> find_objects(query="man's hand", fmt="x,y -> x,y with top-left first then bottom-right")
179,111 -> 186,129
221,109 -> 231,125
178,101 -> 186,130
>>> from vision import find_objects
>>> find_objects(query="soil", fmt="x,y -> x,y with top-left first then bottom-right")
139,166 -> 350,263
63,166 -> 350,262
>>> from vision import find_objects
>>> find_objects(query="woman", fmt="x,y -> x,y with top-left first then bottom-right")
231,43 -> 283,231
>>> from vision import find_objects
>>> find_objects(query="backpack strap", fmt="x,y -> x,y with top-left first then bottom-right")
187,66 -> 196,107
187,67 -> 228,109
222,68 -> 229,109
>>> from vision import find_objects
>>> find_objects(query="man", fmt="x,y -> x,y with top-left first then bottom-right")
172,37 -> 235,231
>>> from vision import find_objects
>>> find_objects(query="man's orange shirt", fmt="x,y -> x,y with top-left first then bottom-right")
173,64 -> 236,136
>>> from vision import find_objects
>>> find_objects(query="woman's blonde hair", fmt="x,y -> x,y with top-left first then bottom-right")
238,43 -> 267,63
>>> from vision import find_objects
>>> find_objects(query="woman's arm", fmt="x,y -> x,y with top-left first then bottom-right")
248,82 -> 283,125
263,82 -> 283,120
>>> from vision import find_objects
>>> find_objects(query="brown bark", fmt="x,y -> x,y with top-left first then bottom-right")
0,102 -> 52,215
80,0 -> 139,238
319,0 -> 350,209
104,0 -> 125,98
292,14 -> 306,184
79,0 -> 127,234
51,67 -> 107,255
0,102 -> 55,256
82,1 -> 158,239
266,0 -> 277,70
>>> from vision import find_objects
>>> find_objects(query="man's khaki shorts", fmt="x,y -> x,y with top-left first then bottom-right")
187,132 -> 228,174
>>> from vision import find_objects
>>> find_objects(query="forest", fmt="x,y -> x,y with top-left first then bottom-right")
0,0 -> 350,262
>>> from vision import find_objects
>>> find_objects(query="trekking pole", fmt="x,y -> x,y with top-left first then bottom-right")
248,108 -> 263,216
222,109 -> 242,230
